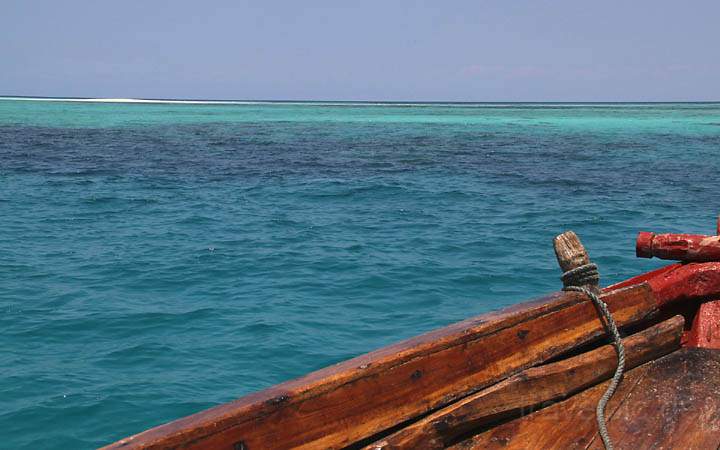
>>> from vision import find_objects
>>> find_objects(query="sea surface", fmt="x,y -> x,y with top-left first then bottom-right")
1,98 -> 719,449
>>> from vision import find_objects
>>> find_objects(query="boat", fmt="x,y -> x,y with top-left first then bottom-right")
103,219 -> 720,449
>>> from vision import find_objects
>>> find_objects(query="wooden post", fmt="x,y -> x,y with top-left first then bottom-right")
637,215 -> 720,262
636,232 -> 720,262
553,231 -> 600,294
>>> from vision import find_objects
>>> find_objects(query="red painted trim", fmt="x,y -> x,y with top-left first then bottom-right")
604,263 -> 682,293
605,262 -> 720,308
644,262 -> 720,307
684,300 -> 720,349
636,232 -> 720,262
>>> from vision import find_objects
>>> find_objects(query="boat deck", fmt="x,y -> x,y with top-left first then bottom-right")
453,348 -> 720,449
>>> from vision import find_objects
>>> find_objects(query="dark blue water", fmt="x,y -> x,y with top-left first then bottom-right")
1,99 -> 719,449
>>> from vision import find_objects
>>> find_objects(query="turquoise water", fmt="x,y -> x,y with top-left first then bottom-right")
1,99 -> 719,449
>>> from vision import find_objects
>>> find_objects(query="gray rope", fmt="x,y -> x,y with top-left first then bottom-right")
562,263 -> 625,450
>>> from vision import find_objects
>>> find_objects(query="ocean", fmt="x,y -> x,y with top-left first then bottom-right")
1,98 -> 719,449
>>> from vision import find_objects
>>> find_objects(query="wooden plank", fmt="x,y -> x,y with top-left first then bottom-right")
451,358 -> 654,449
366,316 -> 683,450
586,348 -> 720,450
102,284 -> 656,450
453,348 -> 720,450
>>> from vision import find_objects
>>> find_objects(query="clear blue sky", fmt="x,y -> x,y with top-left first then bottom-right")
3,1 -> 719,101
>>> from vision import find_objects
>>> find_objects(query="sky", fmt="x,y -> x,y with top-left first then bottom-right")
2,1 -> 719,102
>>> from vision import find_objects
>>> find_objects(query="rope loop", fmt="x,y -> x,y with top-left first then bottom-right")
562,263 -> 624,450
561,262 -> 599,288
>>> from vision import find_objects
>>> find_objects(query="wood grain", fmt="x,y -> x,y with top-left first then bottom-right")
102,284 -> 656,450
553,230 -> 599,294
366,315 -> 683,450
554,231 -> 592,275
453,348 -> 720,450
587,348 -> 720,450
451,357 -> 653,449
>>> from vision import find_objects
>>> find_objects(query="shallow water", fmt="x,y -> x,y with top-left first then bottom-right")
1,99 -> 719,449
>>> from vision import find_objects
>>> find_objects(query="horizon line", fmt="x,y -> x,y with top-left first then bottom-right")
2,95 -> 719,106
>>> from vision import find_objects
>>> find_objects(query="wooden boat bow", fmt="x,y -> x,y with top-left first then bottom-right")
103,219 -> 720,450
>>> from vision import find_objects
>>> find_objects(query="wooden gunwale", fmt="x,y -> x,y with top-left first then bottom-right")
366,315 -> 684,450
103,284 -> 656,450
103,218 -> 720,449
455,347 -> 720,449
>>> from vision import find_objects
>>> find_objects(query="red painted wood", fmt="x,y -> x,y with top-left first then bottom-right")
636,232 -> 720,262
605,261 -> 720,308
642,262 -> 720,306
684,300 -> 720,349
603,263 -> 681,292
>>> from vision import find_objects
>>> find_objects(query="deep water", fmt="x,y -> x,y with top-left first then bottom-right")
1,99 -> 719,449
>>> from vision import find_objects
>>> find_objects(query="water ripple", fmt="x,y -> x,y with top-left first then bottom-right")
1,101 -> 719,449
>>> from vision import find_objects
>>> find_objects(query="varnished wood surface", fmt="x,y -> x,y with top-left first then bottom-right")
449,363 -> 648,450
366,316 -> 683,450
586,348 -> 720,450
103,284 -> 655,450
454,348 -> 720,450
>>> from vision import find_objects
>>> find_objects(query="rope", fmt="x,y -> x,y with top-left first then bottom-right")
562,263 -> 625,450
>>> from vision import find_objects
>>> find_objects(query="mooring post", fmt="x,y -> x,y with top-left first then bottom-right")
553,231 -> 600,294
553,230 -> 621,450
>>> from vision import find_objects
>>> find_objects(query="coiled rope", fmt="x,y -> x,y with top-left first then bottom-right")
561,263 -> 625,450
